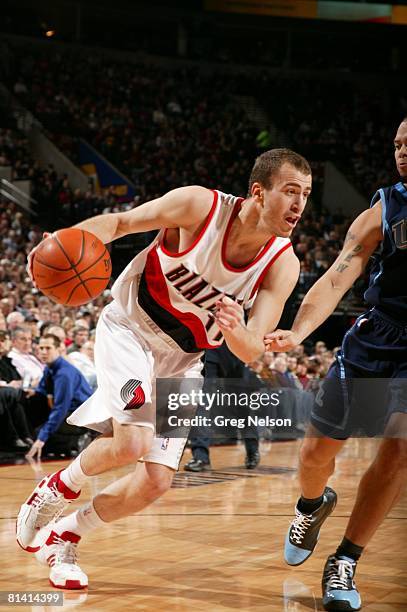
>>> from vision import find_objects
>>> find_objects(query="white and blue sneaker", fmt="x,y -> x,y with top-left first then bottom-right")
322,554 -> 361,611
284,487 -> 337,566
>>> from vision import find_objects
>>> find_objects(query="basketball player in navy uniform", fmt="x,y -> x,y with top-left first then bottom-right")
266,118 -> 407,611
17,149 -> 312,589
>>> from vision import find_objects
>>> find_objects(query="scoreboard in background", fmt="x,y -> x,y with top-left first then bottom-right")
205,0 -> 407,25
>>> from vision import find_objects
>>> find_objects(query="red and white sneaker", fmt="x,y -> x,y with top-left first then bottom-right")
16,470 -> 80,552
35,529 -> 88,590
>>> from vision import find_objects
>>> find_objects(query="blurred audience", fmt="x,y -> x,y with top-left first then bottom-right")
67,340 -> 97,391
25,333 -> 93,459
8,326 -> 44,388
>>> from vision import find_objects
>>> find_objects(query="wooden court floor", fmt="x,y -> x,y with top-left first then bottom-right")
0,439 -> 405,611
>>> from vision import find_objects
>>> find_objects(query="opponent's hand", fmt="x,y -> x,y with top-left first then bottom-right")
26,232 -> 51,286
264,329 -> 302,352
25,439 -> 45,460
214,296 -> 244,331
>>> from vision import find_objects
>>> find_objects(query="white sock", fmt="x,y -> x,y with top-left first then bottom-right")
54,501 -> 107,539
59,454 -> 89,493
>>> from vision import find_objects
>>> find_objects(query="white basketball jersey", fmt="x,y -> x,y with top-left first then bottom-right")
111,189 -> 292,352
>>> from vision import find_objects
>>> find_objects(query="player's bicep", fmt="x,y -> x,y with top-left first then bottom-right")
327,205 -> 383,291
115,186 -> 213,237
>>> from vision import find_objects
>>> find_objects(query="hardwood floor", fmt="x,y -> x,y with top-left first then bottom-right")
1,439 -> 405,611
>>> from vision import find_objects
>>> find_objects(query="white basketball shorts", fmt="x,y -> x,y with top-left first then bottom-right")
67,301 -> 203,470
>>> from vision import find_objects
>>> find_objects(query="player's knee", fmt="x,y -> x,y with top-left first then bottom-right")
145,463 -> 174,497
300,440 -> 335,468
112,437 -> 146,465
112,424 -> 153,465
300,444 -> 323,468
113,443 -> 140,465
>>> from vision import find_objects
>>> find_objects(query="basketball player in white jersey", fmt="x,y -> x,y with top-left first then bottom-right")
17,148 -> 312,589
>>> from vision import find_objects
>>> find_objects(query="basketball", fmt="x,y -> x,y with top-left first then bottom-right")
32,228 -> 112,307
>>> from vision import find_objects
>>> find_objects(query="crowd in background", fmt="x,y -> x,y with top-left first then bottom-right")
6,49 -> 258,204
3,42 -> 405,203
250,76 -> 404,199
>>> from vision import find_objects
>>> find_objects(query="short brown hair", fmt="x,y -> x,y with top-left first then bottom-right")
41,333 -> 61,348
248,148 -> 311,194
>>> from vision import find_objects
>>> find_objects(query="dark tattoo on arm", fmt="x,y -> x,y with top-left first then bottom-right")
336,244 -> 363,271
344,245 -> 362,262
344,230 -> 357,244
336,263 -> 348,273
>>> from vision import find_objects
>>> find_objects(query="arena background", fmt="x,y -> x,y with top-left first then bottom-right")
0,1 -> 406,610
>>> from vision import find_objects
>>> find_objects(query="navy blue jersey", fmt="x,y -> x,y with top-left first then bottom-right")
364,182 -> 407,323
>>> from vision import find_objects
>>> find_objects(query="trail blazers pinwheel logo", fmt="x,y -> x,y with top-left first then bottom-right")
121,379 -> 145,410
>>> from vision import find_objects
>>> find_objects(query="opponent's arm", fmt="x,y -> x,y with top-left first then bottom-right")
265,203 -> 383,352
215,247 -> 300,363
73,186 -> 213,243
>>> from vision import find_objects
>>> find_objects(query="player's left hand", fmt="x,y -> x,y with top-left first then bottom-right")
26,439 -> 45,460
214,296 -> 244,331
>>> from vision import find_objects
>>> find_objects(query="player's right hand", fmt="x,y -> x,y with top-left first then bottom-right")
264,329 -> 302,352
26,232 -> 51,286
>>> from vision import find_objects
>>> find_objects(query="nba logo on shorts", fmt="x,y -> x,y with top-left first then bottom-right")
161,437 -> 169,451
120,379 -> 145,410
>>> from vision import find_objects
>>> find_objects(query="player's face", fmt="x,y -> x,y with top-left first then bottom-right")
394,120 -> 407,180
257,163 -> 312,237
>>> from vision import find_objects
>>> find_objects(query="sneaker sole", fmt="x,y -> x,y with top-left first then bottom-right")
323,600 -> 361,611
50,578 -> 88,590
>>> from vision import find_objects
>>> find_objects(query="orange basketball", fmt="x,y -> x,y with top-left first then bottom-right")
32,228 -> 112,307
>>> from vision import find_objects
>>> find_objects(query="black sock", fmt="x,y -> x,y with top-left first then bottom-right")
297,494 -> 324,514
336,537 -> 364,562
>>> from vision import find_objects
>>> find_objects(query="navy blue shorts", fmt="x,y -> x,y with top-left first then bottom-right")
311,308 -> 407,439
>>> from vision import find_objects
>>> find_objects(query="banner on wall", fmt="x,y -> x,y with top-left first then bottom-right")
205,0 -> 317,19
79,140 -> 136,201
205,0 -> 407,25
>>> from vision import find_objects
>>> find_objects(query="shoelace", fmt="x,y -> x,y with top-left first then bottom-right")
290,509 -> 312,544
53,536 -> 79,566
29,484 -> 68,529
326,558 -> 354,590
